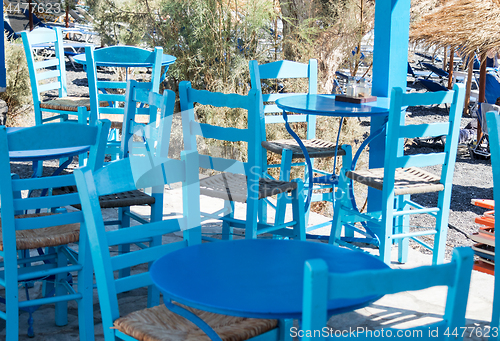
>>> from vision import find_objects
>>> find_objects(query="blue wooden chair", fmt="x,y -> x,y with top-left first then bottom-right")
179,81 -> 306,240
330,83 -> 466,265
486,111 -> 500,341
84,45 -> 163,160
0,120 -> 110,340
249,60 -> 345,229
74,91 -> 288,340
21,27 -> 92,126
301,247 -> 474,340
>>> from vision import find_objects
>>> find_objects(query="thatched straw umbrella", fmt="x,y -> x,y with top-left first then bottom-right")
410,0 -> 500,138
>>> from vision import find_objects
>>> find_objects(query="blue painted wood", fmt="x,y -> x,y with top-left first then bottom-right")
330,84 -> 466,265
0,120 -> 109,340
150,239 -> 388,319
486,111 -> 500,341
302,247 -> 474,340
74,86 -> 221,339
84,45 -> 166,160
21,27 -> 91,126
179,81 -> 306,240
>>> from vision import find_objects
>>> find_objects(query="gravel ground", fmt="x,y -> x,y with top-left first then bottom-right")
11,57 -> 493,262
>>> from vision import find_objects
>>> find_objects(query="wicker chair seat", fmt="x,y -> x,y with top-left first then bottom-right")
0,213 -> 79,251
54,187 -> 155,209
262,138 -> 345,159
40,97 -> 108,112
200,173 -> 297,203
114,304 -> 277,341
347,166 -> 444,196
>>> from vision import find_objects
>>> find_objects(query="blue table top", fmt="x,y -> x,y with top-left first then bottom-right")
7,128 -> 90,161
73,52 -> 177,68
276,94 -> 390,117
150,239 -> 389,319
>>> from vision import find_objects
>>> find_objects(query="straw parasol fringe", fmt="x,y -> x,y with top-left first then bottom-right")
410,0 -> 500,57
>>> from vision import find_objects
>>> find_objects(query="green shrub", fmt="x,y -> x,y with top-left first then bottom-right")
1,34 -> 33,126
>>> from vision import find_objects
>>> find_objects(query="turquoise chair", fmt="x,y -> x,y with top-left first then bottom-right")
179,81 -> 306,240
301,247 -> 474,340
21,27 -> 93,174
21,27 -> 93,126
74,88 -> 289,340
331,83 -> 465,265
0,120 -> 110,340
249,60 -> 346,231
84,45 -> 163,160
486,111 -> 500,341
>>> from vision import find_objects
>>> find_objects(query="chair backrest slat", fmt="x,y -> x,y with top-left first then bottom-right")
106,221 -> 184,247
398,122 -> 450,139
14,193 -> 81,212
15,211 -> 84,231
36,70 -> 60,81
34,58 -> 59,69
396,153 -> 447,169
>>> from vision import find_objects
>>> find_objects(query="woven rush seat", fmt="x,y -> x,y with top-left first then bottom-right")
40,97 -> 108,112
0,213 -> 79,251
347,166 -> 444,196
114,304 -> 277,341
262,138 -> 345,159
54,187 -> 155,209
200,173 -> 297,203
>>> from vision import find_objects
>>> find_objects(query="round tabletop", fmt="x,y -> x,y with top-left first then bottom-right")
73,53 -> 177,68
6,127 -> 90,161
150,239 -> 389,320
276,94 -> 390,117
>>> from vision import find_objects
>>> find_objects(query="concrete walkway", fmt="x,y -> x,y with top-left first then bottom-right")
3,183 -> 494,340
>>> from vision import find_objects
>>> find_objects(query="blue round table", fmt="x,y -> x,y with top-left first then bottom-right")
150,239 -> 388,321
276,94 -> 390,117
275,94 -> 390,212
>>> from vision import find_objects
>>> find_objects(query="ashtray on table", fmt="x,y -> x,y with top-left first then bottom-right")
335,94 -> 377,104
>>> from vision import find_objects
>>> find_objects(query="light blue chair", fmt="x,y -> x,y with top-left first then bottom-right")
74,87 -> 288,340
22,27 -> 93,173
21,27 -> 92,126
301,247 -> 474,340
179,81 -> 306,240
331,83 -> 466,265
249,60 -> 346,231
486,111 -> 500,341
0,120 -> 110,340
84,45 -> 163,159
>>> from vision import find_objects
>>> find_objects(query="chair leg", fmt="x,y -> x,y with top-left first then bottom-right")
291,180 -> 306,240
245,195 -> 259,239
221,200 -> 234,240
75,233 -> 95,341
55,247 -> 68,327
380,198 -> 395,265
275,149 -> 293,226
118,207 -> 131,279
396,195 -> 410,264
433,192 -> 451,265
148,191 -> 163,307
